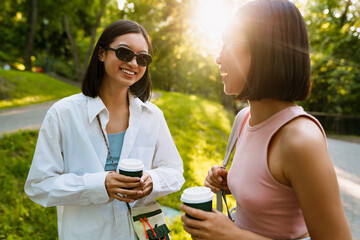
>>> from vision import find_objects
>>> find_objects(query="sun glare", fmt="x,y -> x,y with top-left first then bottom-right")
193,0 -> 235,51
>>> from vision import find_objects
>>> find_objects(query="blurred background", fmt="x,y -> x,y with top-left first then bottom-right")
1,0 -> 360,119
1,0 -> 360,239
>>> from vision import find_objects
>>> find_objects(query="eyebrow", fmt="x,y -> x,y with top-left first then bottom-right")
115,43 -> 148,53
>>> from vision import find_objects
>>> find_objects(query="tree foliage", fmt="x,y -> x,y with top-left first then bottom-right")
1,0 -> 360,114
298,0 -> 360,115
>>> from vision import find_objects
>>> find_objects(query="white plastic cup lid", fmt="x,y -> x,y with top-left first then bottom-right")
118,159 -> 144,172
180,187 -> 214,204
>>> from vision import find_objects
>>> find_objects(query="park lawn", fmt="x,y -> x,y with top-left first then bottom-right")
0,69 -> 80,110
0,91 -> 236,239
0,130 -> 58,239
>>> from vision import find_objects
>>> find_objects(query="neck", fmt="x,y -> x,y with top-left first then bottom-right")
247,99 -> 296,126
98,83 -> 129,111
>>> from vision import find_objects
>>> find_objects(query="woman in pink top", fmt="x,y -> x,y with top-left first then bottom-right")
180,0 -> 352,239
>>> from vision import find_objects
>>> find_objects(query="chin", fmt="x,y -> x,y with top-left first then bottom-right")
223,86 -> 238,96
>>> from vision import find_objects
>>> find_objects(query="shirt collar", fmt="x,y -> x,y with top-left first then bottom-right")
87,92 -> 151,124
87,95 -> 108,124
128,92 -> 151,113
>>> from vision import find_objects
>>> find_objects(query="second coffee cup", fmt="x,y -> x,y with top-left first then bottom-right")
181,186 -> 214,219
117,158 -> 144,178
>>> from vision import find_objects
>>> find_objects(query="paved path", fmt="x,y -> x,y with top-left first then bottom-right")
0,101 -> 57,137
328,138 -> 360,239
0,102 -> 359,238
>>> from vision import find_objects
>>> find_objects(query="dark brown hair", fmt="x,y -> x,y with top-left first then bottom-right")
82,20 -> 152,102
228,0 -> 311,101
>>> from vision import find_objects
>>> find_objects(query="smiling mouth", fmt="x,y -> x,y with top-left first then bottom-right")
220,72 -> 228,77
121,68 -> 136,76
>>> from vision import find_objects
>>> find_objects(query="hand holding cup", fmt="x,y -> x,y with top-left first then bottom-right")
105,158 -> 149,202
105,172 -> 143,202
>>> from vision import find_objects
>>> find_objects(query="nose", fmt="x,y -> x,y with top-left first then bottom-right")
128,56 -> 138,66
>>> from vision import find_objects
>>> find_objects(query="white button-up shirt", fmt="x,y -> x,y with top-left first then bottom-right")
25,93 -> 184,240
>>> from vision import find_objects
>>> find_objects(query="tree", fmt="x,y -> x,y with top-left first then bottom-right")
299,0 -> 360,115
24,0 -> 38,71
63,0 -> 110,81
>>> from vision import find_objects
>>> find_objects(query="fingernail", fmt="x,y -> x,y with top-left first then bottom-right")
218,177 -> 222,182
138,191 -> 143,195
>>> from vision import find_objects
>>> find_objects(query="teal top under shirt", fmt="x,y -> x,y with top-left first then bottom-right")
104,131 -> 126,171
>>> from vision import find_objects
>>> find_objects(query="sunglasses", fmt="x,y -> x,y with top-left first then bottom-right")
104,46 -> 152,66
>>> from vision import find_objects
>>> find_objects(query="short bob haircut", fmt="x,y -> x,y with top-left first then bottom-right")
225,0 -> 311,101
82,20 -> 152,102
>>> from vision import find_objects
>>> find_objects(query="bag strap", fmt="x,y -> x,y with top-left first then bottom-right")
216,109 -> 250,217
222,109 -> 250,168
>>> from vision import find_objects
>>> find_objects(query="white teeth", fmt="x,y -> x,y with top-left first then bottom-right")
121,68 -> 136,75
220,72 -> 228,77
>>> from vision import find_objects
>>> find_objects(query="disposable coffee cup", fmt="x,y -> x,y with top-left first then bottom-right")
117,158 -> 144,178
181,187 -> 214,219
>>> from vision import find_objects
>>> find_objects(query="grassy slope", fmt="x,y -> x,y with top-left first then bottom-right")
153,91 -> 234,209
152,92 -> 236,239
0,131 -> 57,239
0,70 -> 80,110
0,91 -> 235,239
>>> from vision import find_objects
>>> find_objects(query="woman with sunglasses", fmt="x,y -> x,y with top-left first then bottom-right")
25,20 -> 184,240
180,1 -> 352,239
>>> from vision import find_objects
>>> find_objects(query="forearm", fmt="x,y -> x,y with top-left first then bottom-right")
136,167 -> 184,205
25,171 -> 110,207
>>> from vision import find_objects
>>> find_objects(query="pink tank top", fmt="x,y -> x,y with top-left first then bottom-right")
227,106 -> 325,239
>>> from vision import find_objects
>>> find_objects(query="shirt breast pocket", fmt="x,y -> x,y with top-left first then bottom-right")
129,146 -> 155,170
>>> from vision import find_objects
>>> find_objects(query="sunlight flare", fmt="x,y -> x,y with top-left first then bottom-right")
192,0 -> 235,50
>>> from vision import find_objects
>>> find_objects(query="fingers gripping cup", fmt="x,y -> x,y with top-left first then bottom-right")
181,187 -> 214,219
117,158 -> 144,178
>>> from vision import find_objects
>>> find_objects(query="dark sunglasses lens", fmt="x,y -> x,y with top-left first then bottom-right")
116,48 -> 134,62
114,47 -> 152,66
137,54 -> 152,66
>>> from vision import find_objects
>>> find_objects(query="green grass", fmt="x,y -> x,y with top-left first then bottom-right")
0,130 -> 57,239
153,91 -> 234,208
153,91 -> 236,239
0,69 -> 80,110
0,91 -> 235,239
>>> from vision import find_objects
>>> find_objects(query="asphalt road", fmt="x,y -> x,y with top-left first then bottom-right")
1,102 -> 359,238
0,101 -> 56,136
328,138 -> 360,239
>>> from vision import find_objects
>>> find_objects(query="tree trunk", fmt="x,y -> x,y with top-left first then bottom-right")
80,0 -> 108,80
24,0 -> 38,71
63,14 -> 81,81
340,0 -> 352,27
64,0 -> 108,82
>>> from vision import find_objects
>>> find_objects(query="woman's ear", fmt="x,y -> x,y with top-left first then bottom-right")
98,47 -> 105,62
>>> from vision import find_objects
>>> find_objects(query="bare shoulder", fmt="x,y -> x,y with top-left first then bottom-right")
278,116 -> 326,155
275,116 -> 331,178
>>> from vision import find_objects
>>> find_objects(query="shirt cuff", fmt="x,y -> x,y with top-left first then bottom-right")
83,172 -> 110,204
145,170 -> 161,199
